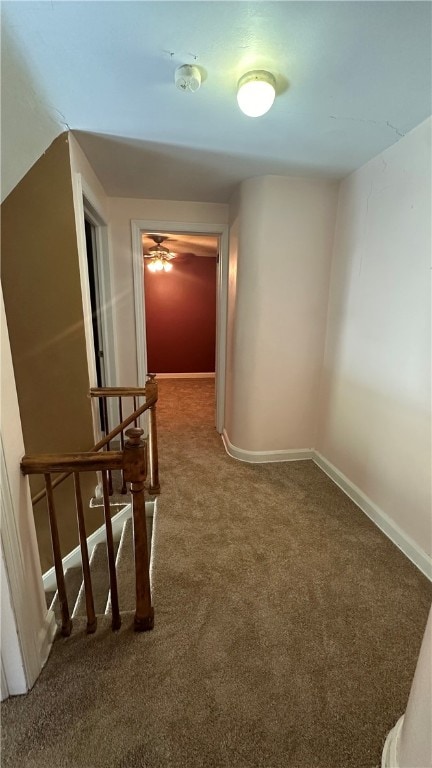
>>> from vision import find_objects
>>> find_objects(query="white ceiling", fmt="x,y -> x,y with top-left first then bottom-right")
3,1 -> 431,202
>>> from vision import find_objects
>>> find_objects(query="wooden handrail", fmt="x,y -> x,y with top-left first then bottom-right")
21,451 -> 123,476
28,380 -> 158,506
89,386 -> 150,397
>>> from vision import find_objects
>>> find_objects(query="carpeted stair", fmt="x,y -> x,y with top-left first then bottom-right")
46,508 -> 153,632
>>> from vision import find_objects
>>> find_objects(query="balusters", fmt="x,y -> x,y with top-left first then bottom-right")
146,375 -> 160,495
102,470 -> 121,630
148,400 -> 160,495
21,379 -> 161,638
123,428 -> 154,631
133,396 -> 138,427
102,396 -> 113,495
73,473 -> 96,634
44,474 -> 72,637
118,397 -> 127,494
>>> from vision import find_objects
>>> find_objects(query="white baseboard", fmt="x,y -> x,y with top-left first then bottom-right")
155,372 -> 215,379
221,430 -> 313,463
220,432 -> 431,581
313,452 -> 432,582
381,715 -> 404,767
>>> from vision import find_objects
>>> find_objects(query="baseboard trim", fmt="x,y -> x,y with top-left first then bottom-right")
313,452 -> 432,582
155,372 -> 215,379
221,430 -> 313,464
381,715 -> 404,767
220,432 -> 431,580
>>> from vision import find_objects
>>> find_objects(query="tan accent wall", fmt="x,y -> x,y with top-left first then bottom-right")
1,133 -> 101,570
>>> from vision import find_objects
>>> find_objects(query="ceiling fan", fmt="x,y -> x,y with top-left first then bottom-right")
143,234 -> 176,272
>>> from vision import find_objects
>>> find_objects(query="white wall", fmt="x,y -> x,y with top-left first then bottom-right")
1,542 -> 26,698
0,25 -> 62,202
225,175 -> 338,454
224,193 -> 240,441
107,197 -> 228,385
0,286 -> 56,695
317,117 -> 431,559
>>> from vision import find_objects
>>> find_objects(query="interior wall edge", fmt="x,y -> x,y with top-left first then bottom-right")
221,429 -> 314,463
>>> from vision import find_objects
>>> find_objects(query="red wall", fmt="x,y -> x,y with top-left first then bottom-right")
144,255 -> 217,373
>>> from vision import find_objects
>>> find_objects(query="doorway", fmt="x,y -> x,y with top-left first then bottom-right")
143,232 -> 218,376
84,215 -> 107,431
80,194 -> 117,440
131,219 -> 228,434
84,218 -> 106,388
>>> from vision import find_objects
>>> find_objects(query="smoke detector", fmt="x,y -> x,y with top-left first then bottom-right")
175,65 -> 201,92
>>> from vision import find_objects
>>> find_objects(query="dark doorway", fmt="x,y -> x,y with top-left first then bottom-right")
84,217 -> 106,428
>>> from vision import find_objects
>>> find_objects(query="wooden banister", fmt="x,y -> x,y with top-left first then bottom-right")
89,386 -> 150,397
23,449 -> 132,634
29,378 -> 159,506
21,422 -> 155,635
20,379 -> 159,636
22,452 -> 123,476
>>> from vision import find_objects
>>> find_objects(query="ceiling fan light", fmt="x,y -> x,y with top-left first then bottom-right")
153,258 -> 164,271
147,261 -> 157,272
237,70 -> 276,117
163,261 -> 173,272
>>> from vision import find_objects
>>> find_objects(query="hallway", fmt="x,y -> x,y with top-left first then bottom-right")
2,379 -> 431,767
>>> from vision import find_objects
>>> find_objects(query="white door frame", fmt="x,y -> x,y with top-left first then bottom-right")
131,219 -> 228,434
72,173 -> 118,440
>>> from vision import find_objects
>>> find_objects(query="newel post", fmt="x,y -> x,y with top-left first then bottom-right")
123,428 -> 154,631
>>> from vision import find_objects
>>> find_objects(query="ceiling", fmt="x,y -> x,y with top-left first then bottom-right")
142,233 -> 218,259
3,1 -> 431,202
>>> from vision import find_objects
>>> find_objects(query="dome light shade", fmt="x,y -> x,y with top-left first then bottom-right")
237,70 -> 276,117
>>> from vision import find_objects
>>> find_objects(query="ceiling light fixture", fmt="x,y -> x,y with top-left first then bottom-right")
237,70 -> 276,117
175,64 -> 201,92
147,256 -> 173,273
144,235 -> 175,272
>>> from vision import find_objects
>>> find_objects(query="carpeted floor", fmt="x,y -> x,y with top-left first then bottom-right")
2,378 -> 431,768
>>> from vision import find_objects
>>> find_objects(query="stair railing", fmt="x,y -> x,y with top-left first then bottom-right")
30,375 -> 159,507
89,373 -> 160,496
21,428 -> 153,636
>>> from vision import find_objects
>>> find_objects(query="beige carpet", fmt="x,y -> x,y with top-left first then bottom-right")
2,379 -> 431,768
